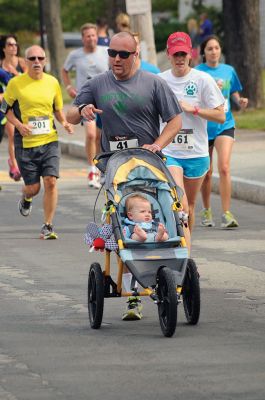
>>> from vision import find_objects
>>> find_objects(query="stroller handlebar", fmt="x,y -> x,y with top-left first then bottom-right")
93,148 -> 166,173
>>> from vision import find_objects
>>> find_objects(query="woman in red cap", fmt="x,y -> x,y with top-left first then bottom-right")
159,32 -> 225,251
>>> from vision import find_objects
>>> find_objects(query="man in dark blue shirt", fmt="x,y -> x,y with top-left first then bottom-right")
199,13 -> 213,43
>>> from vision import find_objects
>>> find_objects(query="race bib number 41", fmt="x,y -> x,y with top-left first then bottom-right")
29,116 -> 50,135
109,136 -> 139,151
173,129 -> 194,150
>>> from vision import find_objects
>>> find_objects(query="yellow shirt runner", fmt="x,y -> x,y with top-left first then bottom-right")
3,72 -> 63,148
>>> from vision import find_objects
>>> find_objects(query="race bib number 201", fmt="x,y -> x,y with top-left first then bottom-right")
29,116 -> 50,135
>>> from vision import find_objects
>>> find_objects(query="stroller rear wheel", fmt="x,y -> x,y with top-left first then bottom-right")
88,263 -> 104,329
182,259 -> 200,325
157,267 -> 178,337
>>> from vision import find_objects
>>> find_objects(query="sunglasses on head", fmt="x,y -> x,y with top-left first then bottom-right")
27,56 -> 45,61
107,48 -> 136,59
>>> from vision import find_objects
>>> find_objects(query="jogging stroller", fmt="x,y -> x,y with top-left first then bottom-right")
86,148 -> 200,337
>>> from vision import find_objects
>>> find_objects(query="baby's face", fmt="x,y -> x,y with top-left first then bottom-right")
128,200 -> 152,222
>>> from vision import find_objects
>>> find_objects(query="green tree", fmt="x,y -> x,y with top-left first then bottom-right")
223,0 -> 263,108
0,0 -> 38,32
152,0 -> 178,12
61,0 -> 107,31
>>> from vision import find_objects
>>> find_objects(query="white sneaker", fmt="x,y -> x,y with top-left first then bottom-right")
221,211 -> 239,228
200,208 -> 215,227
122,296 -> 143,321
88,171 -> 101,189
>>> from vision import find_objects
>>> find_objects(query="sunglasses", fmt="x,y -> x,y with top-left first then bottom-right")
27,56 -> 45,61
107,49 -> 136,59
7,42 -> 18,47
173,51 -> 188,57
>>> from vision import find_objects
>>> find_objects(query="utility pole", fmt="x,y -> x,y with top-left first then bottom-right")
38,0 -> 45,50
126,0 -> 157,65
43,0 -> 65,82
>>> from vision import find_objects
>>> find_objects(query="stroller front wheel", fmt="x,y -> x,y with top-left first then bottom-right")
88,262 -> 104,329
182,259 -> 200,325
157,267 -> 178,337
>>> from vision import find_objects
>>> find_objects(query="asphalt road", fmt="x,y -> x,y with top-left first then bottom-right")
0,149 -> 265,400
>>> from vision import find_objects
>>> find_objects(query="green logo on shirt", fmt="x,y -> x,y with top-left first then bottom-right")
184,81 -> 198,97
113,100 -> 127,114
100,91 -> 146,116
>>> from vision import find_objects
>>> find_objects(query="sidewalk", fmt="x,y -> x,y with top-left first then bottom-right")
58,106 -> 265,206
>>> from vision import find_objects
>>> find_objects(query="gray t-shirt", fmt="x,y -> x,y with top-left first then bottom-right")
63,47 -> 109,90
74,70 -> 182,152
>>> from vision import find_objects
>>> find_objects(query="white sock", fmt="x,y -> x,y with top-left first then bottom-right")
88,165 -> 97,173
122,273 -> 132,292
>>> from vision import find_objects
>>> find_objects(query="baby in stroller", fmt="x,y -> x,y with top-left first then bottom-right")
123,193 -> 169,242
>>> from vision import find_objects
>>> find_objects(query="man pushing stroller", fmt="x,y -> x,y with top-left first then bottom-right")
67,31 -> 182,320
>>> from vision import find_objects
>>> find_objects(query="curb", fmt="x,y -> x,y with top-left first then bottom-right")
212,174 -> 265,206
59,138 -> 86,160
59,139 -> 265,206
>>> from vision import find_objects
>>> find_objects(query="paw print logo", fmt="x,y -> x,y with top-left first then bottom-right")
184,81 -> 198,97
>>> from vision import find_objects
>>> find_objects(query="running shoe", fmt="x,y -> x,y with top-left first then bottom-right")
40,223 -> 58,240
88,171 -> 101,189
18,197 -> 32,217
221,211 -> 239,228
8,159 -> 21,182
122,296 -> 143,321
200,208 -> 215,227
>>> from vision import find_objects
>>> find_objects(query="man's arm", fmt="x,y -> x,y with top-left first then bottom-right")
54,110 -> 74,134
66,104 -> 103,125
6,109 -> 32,136
143,114 -> 182,153
61,68 -> 77,99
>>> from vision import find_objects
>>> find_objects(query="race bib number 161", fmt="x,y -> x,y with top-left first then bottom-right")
173,129 -> 194,150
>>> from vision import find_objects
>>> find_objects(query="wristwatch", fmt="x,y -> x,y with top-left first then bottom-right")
78,104 -> 87,115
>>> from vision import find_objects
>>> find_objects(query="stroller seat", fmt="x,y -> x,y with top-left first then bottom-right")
118,189 -> 180,244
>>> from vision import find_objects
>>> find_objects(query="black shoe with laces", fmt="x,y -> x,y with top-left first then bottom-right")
18,197 -> 32,217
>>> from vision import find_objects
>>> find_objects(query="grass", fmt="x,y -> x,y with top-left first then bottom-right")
234,108 -> 265,130
234,69 -> 265,130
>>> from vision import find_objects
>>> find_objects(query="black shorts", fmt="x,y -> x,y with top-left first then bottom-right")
0,122 -> 4,143
15,141 -> 60,185
209,128 -> 235,147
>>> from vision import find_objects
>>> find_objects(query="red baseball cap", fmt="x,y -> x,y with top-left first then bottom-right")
167,32 -> 192,55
